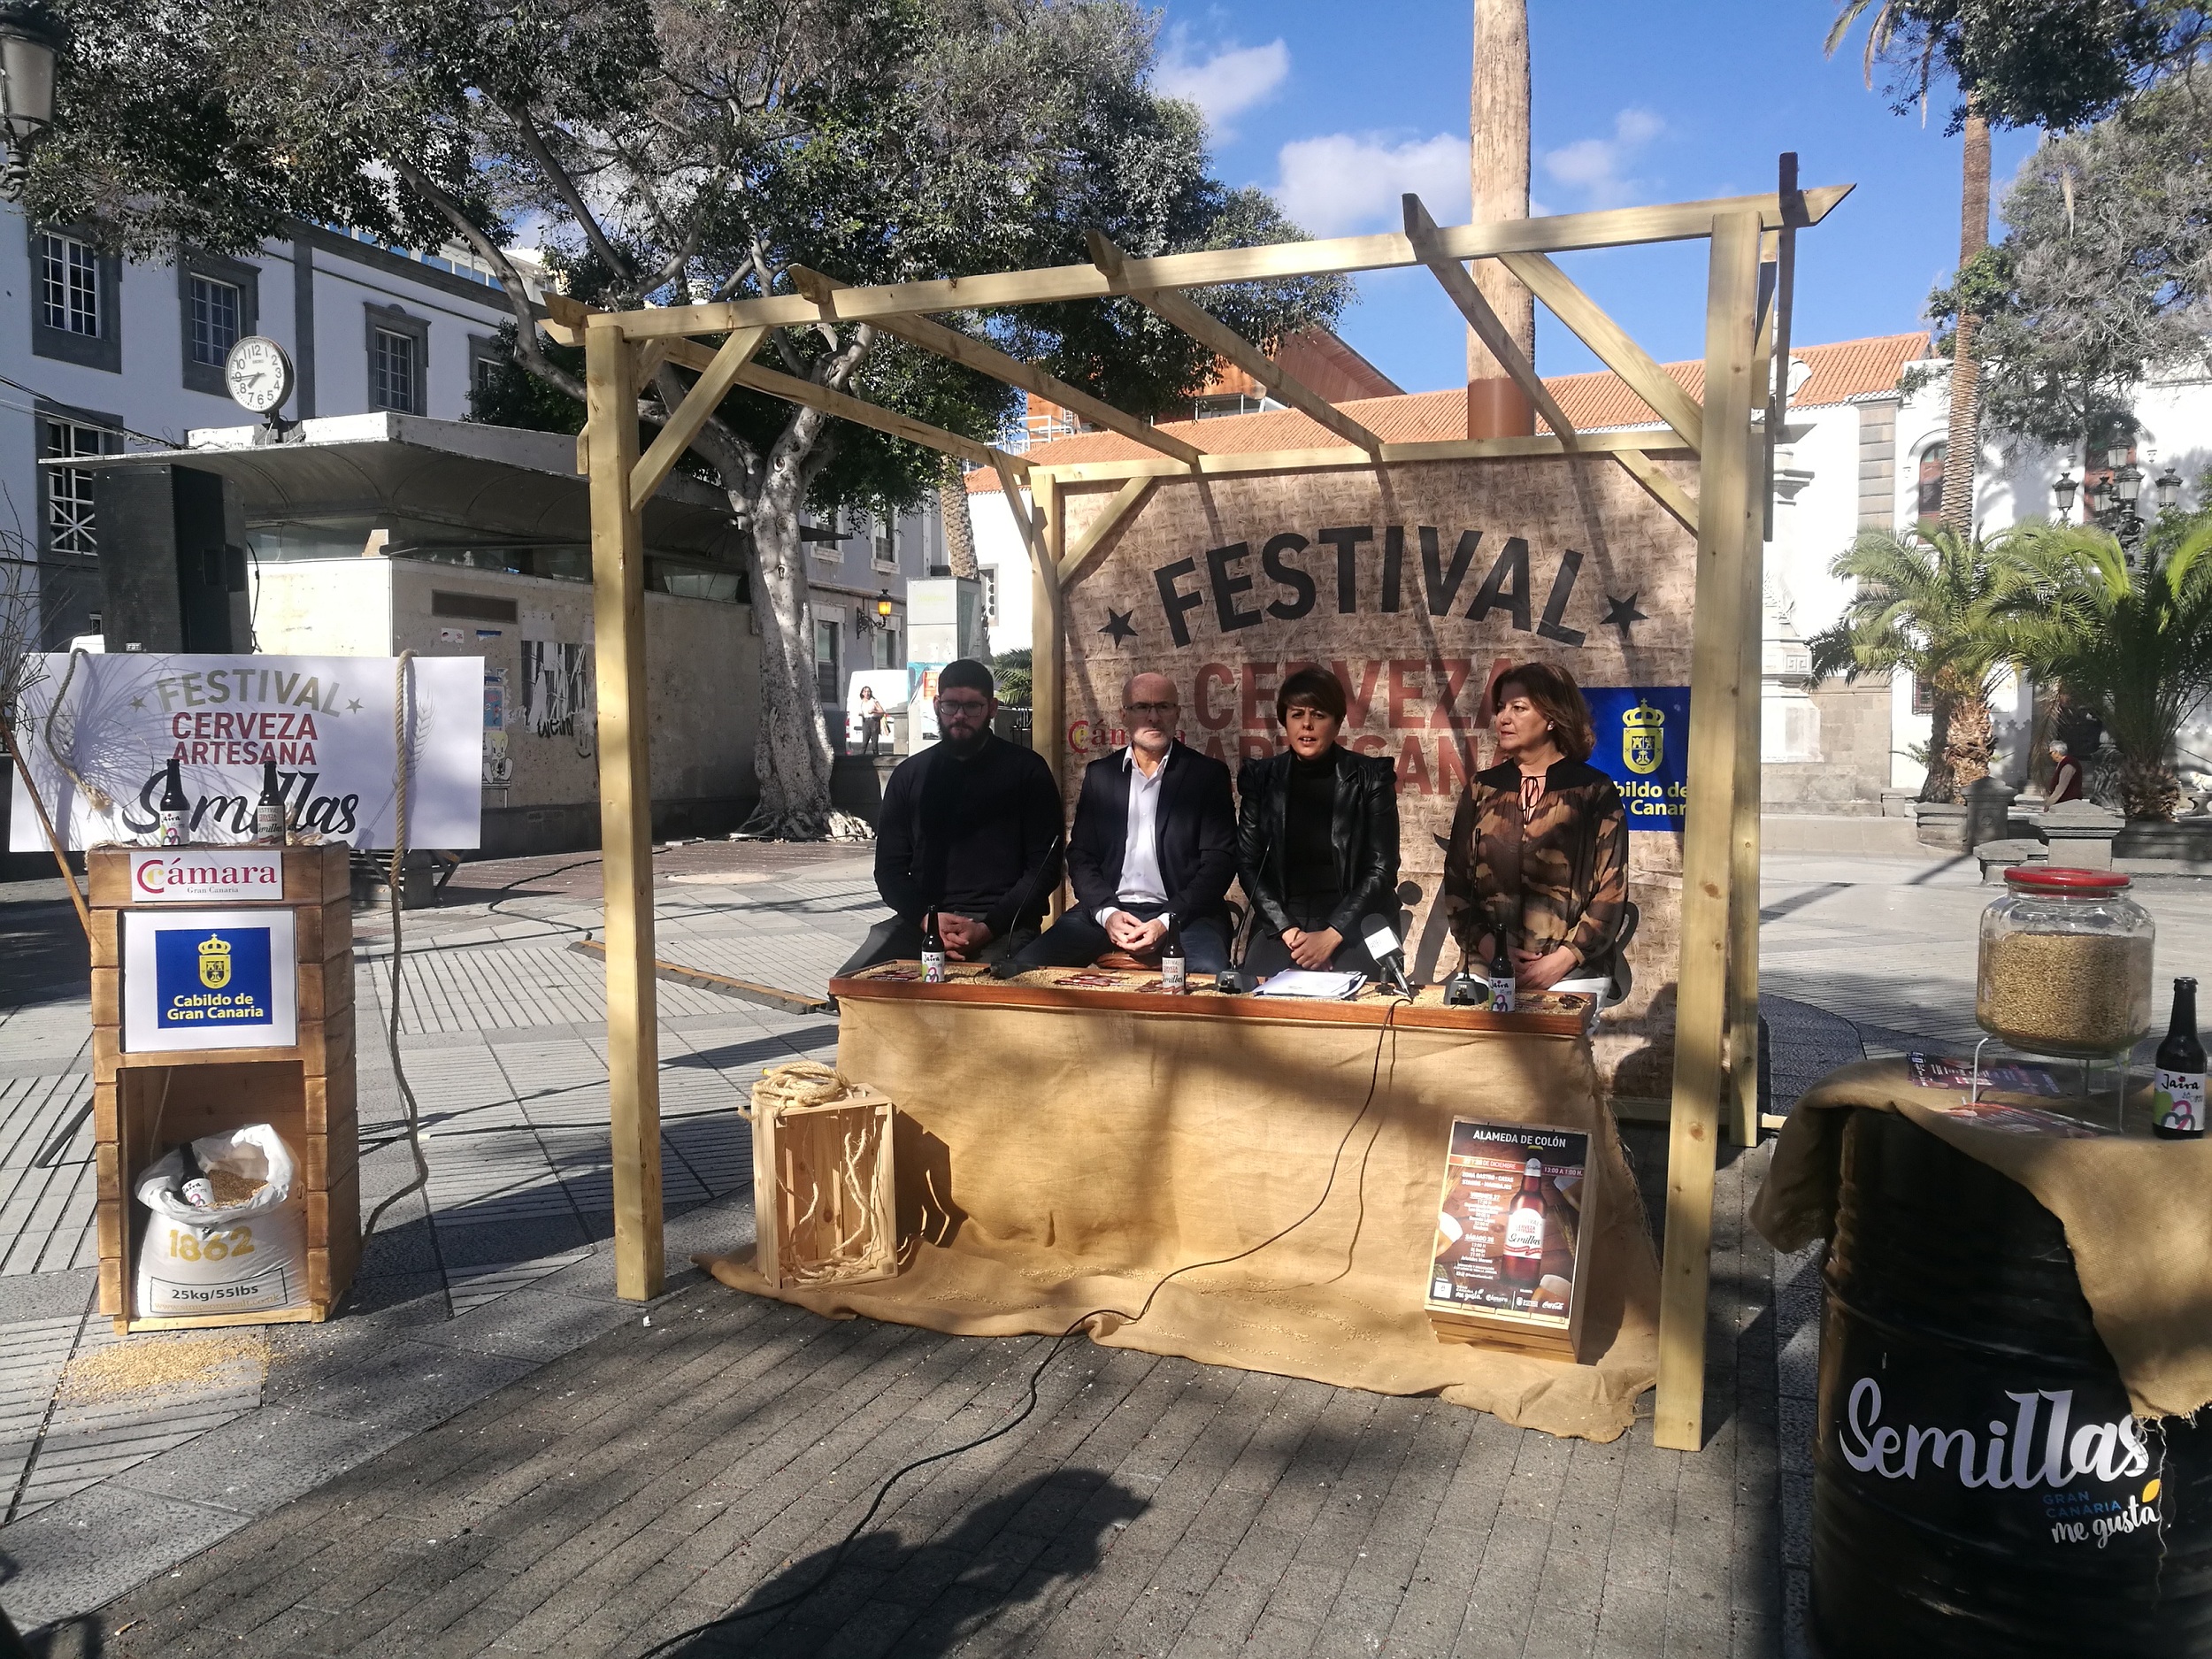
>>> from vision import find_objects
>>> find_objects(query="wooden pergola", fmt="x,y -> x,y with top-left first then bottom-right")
547,165 -> 1849,1452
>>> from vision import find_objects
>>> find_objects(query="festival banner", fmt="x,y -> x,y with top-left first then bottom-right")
9,653 -> 483,850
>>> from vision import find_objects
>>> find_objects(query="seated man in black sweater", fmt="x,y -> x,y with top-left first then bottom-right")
837,658 -> 1064,976
1009,671 -> 1237,975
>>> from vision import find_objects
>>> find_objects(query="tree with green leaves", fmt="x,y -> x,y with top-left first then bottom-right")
1808,526 -> 2040,801
1824,1 -> 2207,538
36,0 -> 1343,837
2006,518 -> 2212,819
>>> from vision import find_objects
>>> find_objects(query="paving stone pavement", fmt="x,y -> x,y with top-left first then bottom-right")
4,840 -> 2208,1655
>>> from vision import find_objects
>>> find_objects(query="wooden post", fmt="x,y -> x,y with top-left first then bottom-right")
1725,376 -> 1770,1148
584,317 -> 664,1302
1029,471 -> 1065,791
1653,211 -> 1763,1453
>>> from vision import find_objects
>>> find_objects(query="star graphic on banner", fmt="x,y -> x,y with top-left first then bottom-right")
347,699 -> 363,712
128,695 -> 146,711
1601,592 -> 1649,641
1099,610 -> 1138,644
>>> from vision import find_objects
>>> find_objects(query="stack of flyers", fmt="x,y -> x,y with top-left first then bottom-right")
1909,1053 -> 2064,1097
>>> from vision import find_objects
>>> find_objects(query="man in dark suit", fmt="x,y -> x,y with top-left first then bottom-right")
1008,671 -> 1237,975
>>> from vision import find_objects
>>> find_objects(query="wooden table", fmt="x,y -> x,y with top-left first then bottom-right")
703,964 -> 1663,1442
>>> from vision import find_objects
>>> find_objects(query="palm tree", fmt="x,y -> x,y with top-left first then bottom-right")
2005,521 -> 2212,821
1808,526 -> 2032,802
1826,3 -> 1990,541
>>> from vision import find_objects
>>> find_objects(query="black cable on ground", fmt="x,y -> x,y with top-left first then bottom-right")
636,995 -> 1407,1656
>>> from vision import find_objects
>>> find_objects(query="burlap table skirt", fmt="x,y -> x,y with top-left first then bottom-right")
1750,1056 -> 2212,1420
703,979 -> 1661,1442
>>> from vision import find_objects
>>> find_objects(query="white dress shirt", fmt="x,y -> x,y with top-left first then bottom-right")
1097,745 -> 1171,925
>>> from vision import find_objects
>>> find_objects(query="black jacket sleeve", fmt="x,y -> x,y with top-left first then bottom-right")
1235,757 -> 1295,936
1326,754 -> 1402,939
873,756 -> 931,924
1167,756 -> 1239,923
982,749 -> 1067,939
1066,760 -> 1116,918
1441,785 -> 1479,950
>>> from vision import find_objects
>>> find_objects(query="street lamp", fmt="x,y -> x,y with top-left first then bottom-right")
0,3 -> 58,196
2158,465 -> 2185,513
2052,471 -> 2078,517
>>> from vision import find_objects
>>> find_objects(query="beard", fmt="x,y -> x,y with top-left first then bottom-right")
940,724 -> 988,756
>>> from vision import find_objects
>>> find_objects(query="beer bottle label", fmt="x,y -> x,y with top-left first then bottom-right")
1503,1207 -> 1544,1256
2154,1068 -> 2205,1133
157,810 -> 189,848
253,803 -> 285,841
1489,979 -> 1515,1014
1160,957 -> 1186,994
920,949 -> 947,984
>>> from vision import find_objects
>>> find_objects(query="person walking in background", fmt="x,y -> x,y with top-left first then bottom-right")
858,687 -> 886,758
1442,662 -> 1627,1002
1234,666 -> 1400,979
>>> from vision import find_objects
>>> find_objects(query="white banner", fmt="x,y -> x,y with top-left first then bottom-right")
9,654 -> 483,851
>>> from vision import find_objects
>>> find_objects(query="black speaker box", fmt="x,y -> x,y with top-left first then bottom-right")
91,464 -> 250,654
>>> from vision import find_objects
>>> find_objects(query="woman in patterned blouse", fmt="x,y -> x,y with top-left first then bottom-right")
1441,663 -> 1628,1000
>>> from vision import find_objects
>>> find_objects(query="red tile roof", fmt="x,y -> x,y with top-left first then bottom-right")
968,332 -> 1931,491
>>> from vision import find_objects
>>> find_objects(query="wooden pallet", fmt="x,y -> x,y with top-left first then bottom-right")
88,843 -> 359,1334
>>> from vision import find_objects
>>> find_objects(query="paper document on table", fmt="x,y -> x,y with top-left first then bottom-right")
1252,970 -> 1365,1001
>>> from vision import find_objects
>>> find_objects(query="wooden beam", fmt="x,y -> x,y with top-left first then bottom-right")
1089,230 -> 1384,457
629,326 -> 767,511
581,317 -> 664,1303
788,265 -> 1204,470
1059,477 -> 1154,588
1023,426 -> 1689,486
632,338 -> 674,396
1653,210 -> 1763,1454
1403,195 -> 1578,449
733,359 -> 1025,474
607,187 -> 1854,339
1611,449 -> 1699,536
1495,250 -> 1705,452
1025,470 -> 1067,810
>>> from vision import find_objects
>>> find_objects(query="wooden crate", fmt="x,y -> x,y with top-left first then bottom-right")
750,1079 -> 897,1291
88,842 -> 358,1333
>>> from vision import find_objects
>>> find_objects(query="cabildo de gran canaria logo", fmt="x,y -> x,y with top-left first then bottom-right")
197,933 -> 232,990
1622,700 -> 1665,776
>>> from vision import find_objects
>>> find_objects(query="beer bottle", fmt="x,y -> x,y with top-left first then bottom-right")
157,759 -> 190,848
1158,915 -> 1187,995
2154,976 -> 2206,1140
1487,935 -> 1516,1016
920,910 -> 947,984
252,757 -> 286,845
1502,1155 -> 1546,1288
176,1141 -> 215,1210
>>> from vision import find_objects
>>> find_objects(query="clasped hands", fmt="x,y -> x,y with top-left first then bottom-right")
1103,910 -> 1171,953
936,913 -> 995,958
1473,933 -> 1580,992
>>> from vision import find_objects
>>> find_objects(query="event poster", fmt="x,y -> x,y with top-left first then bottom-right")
121,907 -> 298,1053
1580,686 -> 1691,833
8,653 -> 482,850
1427,1120 -> 1588,1338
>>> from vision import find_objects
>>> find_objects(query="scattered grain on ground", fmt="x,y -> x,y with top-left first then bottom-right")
59,1333 -> 267,1404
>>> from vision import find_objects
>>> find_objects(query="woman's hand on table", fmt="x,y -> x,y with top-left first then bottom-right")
1513,945 -> 1578,991
1283,926 -> 1343,970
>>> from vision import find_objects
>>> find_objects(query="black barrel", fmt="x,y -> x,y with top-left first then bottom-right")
1813,1108 -> 2212,1656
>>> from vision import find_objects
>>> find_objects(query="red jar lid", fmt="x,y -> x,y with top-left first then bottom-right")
2003,865 -> 2133,892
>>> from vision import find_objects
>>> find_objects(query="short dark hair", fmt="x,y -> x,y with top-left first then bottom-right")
1492,662 -> 1595,763
1276,664 -> 1348,725
939,658 -> 994,697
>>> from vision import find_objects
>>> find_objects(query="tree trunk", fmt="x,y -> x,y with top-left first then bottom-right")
939,469 -> 978,579
2118,751 -> 2181,822
1945,686 -> 1994,797
741,481 -> 839,839
1467,0 -> 1534,439
1940,97 -> 1990,541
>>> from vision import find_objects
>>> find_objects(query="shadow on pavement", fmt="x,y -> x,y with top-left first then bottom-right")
653,1469 -> 1148,1657
0,898 -> 87,1010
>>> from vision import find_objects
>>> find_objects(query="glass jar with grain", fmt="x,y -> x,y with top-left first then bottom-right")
1977,866 -> 2154,1056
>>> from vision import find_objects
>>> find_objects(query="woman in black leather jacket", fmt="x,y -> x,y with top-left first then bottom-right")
1235,665 -> 1401,978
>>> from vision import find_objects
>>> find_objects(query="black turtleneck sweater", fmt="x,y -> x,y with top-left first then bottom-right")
1284,749 -> 1341,922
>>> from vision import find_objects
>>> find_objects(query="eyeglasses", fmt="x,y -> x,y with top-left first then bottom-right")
936,697 -> 989,716
1124,702 -> 1179,716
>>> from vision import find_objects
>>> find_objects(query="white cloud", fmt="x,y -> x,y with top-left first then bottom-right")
1156,29 -> 1291,139
1272,132 -> 1470,238
1540,108 -> 1665,208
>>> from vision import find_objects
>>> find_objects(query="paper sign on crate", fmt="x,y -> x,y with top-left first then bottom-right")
121,907 -> 298,1054
1425,1118 -> 1594,1362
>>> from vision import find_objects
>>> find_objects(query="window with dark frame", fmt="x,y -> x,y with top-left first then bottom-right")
814,618 -> 840,702
1916,442 -> 1946,525
39,233 -> 99,336
979,567 -> 999,622
42,418 -> 114,555
372,326 -> 419,411
189,275 -> 242,367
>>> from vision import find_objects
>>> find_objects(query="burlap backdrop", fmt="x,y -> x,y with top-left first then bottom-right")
1053,453 -> 1697,1104
706,989 -> 1662,1442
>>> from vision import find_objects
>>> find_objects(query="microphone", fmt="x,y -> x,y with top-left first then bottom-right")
1358,914 -> 1416,1000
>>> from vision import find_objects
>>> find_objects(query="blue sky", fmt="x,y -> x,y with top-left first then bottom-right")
1156,0 -> 2043,391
